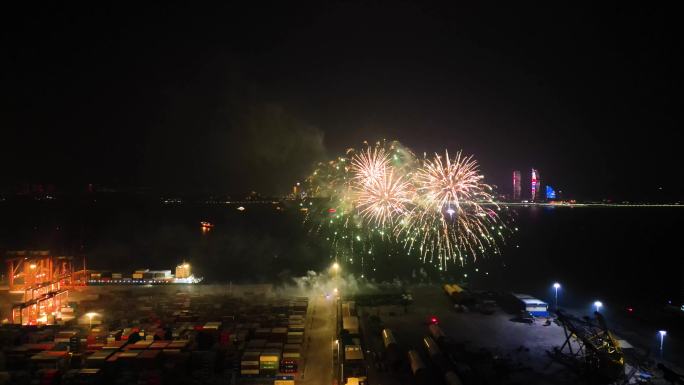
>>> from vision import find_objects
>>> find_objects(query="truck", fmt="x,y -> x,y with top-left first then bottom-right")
381,328 -> 400,366
408,350 -> 432,385
343,345 -> 367,384
342,316 -> 360,336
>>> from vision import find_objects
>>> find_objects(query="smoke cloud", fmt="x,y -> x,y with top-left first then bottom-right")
230,103 -> 326,194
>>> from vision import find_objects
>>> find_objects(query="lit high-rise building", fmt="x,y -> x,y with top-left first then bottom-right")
531,168 -> 540,201
512,170 -> 521,201
546,185 -> 556,200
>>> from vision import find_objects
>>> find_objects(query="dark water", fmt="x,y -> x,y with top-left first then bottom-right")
489,206 -> 683,308
0,195 -> 329,283
0,196 -> 681,307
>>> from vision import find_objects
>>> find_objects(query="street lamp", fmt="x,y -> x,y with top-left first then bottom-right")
659,330 -> 667,357
331,262 -> 341,295
594,301 -> 603,313
85,312 -> 97,329
553,283 -> 561,309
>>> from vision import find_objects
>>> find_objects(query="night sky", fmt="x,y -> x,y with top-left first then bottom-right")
2,3 -> 681,200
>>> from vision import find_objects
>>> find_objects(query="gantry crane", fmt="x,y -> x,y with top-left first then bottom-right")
549,309 -> 625,383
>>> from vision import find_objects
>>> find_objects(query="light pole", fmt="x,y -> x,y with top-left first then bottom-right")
331,262 -> 340,296
594,301 -> 603,313
86,312 -> 97,330
659,330 -> 667,357
553,283 -> 561,309
330,261 -> 341,384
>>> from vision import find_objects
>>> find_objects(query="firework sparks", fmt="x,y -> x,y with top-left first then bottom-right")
400,150 -> 502,264
355,169 -> 413,227
302,140 -> 508,271
416,150 -> 484,212
351,146 -> 390,186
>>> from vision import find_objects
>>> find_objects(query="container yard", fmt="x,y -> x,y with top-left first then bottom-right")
0,284 -> 310,385
4,268 -> 680,385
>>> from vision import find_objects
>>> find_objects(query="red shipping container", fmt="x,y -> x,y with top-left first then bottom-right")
220,331 -> 231,347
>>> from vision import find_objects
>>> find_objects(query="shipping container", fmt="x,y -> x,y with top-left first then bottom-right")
102,340 -> 126,351
280,357 -> 299,373
423,336 -> 449,372
444,370 -> 465,385
342,301 -> 357,317
85,350 -> 113,368
508,293 -> 549,316
259,350 -> 280,375
408,350 -> 431,385
29,351 -> 69,370
342,316 -> 359,336
428,324 -> 446,343
274,374 -> 295,385
444,284 -> 473,304
240,351 -> 260,376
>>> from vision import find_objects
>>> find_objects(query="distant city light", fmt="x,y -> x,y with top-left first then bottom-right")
531,169 -> 540,201
546,185 -> 557,200
553,283 -> 561,309
659,330 -> 667,356
594,301 -> 603,312
85,312 -> 98,329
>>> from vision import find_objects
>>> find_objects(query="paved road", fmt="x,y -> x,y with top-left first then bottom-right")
374,286 -> 573,385
299,295 -> 335,385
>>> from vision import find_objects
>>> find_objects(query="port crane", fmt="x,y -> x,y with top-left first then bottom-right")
549,310 -> 625,383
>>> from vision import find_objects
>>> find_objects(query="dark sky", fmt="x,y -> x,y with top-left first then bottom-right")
2,2 -> 681,200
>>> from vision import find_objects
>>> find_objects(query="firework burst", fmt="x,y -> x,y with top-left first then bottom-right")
301,140 -> 509,271
415,150 -> 484,211
351,146 -> 390,186
355,169 -> 413,228
399,150 -> 502,267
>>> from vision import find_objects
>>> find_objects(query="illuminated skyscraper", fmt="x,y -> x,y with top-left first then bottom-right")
546,185 -> 556,200
531,168 -> 540,201
512,170 -> 521,201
